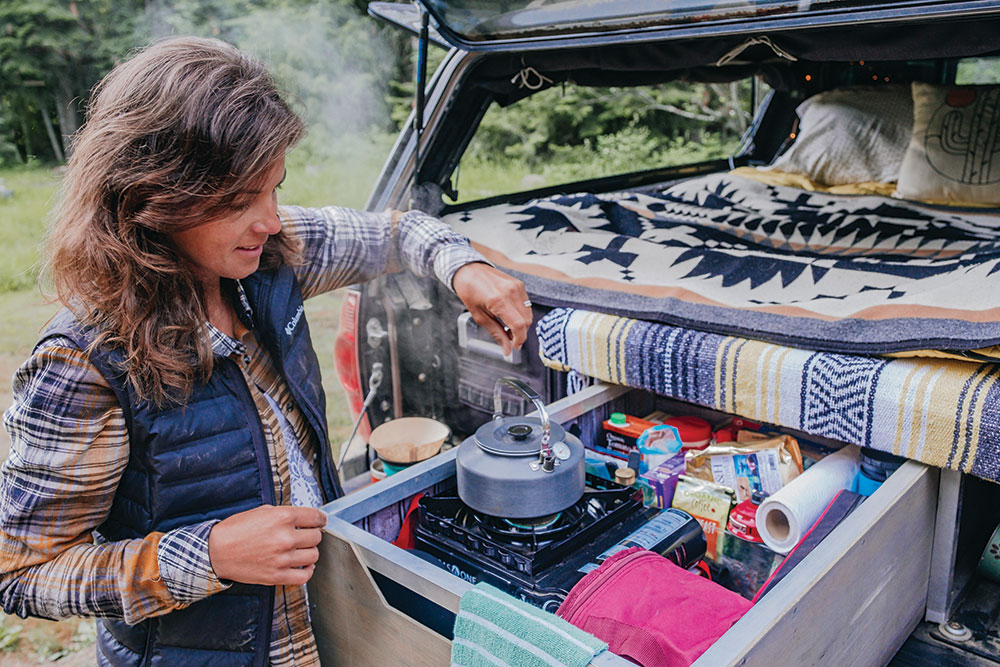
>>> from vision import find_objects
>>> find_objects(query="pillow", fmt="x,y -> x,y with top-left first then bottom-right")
769,85 -> 913,186
896,82 -> 1000,204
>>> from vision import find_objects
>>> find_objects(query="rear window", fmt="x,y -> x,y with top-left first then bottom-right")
454,77 -> 768,203
956,56 -> 1000,84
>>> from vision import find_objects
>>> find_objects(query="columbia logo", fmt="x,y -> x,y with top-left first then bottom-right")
284,305 -> 304,336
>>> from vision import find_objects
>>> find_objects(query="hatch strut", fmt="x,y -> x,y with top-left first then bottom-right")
414,9 -> 430,172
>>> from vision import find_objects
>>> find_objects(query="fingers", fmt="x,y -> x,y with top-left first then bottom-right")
209,504 -> 327,586
291,525 -> 323,549
453,263 -> 533,353
478,300 -> 531,354
290,506 -> 328,529
490,298 -> 532,350
285,546 -> 321,569
270,543 -> 321,586
473,311 -> 513,356
279,563 -> 316,587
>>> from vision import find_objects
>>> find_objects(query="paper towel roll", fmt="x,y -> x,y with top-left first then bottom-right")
756,445 -> 860,554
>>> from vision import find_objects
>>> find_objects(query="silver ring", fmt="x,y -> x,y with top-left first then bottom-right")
523,300 -> 533,308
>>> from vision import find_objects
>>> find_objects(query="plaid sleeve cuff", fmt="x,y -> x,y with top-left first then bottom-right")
398,210 -> 492,293
157,520 -> 230,606
436,249 -> 493,294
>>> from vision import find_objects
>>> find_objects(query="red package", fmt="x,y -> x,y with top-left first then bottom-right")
664,416 -> 712,450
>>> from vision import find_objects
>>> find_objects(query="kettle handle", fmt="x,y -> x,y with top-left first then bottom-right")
492,377 -> 551,452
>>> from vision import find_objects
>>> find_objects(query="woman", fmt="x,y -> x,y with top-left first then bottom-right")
0,36 -> 531,665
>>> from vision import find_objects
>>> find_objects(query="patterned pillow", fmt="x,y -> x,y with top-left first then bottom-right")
896,82 -> 1000,204
770,85 -> 913,186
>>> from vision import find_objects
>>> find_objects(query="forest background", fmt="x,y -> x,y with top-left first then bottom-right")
0,0 -> 749,662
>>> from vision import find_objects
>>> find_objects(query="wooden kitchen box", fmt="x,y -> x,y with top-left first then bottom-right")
312,382 -> 942,666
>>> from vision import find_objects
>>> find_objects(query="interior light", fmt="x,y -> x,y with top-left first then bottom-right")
872,75 -> 878,81
860,60 -> 865,66
805,74 -> 812,81
790,132 -> 797,139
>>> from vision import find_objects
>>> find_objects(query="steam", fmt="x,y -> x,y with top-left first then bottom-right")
141,3 -> 394,156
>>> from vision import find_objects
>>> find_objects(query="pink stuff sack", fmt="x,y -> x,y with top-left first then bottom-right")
556,547 -> 752,666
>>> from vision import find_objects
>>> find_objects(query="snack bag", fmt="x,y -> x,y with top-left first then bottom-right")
685,435 -> 803,502
671,475 -> 736,560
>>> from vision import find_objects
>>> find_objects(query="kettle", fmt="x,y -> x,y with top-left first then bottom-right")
456,377 -> 585,519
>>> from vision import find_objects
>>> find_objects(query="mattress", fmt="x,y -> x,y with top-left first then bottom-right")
537,307 -> 1000,483
444,171 -> 1000,354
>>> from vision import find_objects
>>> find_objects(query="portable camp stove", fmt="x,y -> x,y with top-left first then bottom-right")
413,474 -> 704,611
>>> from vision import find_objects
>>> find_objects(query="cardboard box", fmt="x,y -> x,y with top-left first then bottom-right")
638,453 -> 685,509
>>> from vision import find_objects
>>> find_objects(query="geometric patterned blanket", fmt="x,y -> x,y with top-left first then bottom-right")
537,307 -> 1000,483
445,172 -> 1000,354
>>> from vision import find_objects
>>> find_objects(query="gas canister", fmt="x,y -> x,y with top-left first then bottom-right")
727,490 -> 768,543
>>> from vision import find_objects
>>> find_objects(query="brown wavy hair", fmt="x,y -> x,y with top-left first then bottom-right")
45,36 -> 305,407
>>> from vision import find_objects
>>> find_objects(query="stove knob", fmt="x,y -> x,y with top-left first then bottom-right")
499,551 -> 512,567
467,536 -> 480,551
483,544 -> 496,557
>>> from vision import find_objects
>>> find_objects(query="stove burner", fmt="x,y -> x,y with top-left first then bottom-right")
474,507 -> 585,547
505,513 -> 561,530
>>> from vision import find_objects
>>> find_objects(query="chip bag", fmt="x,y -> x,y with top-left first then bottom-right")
671,475 -> 737,560
685,434 -> 803,502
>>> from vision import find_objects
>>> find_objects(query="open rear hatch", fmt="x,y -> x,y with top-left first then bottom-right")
373,0 -> 1000,52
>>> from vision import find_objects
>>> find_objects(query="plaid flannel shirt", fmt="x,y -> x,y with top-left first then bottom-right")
0,206 -> 485,665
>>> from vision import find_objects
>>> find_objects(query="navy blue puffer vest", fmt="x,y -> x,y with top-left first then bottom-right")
43,265 -> 342,666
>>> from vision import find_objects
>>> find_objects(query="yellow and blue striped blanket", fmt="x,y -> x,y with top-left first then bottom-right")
537,308 -> 1000,482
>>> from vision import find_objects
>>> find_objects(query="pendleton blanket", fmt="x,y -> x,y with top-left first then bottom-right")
444,172 -> 1000,354
537,308 -> 1000,483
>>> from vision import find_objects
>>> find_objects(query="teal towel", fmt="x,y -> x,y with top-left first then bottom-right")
451,583 -> 608,667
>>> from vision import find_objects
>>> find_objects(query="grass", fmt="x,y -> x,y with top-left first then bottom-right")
0,166 -> 61,293
0,613 -> 95,665
454,131 -> 740,204
0,289 -> 61,357
282,133 -> 395,208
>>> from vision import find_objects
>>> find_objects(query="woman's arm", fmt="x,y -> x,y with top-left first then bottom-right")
283,205 -> 483,298
0,340 -> 228,623
281,205 -> 532,352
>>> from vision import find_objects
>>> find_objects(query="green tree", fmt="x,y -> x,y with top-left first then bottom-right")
0,0 -> 142,165
467,79 -> 756,167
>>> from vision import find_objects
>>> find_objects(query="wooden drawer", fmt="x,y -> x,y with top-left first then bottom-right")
312,382 -> 938,667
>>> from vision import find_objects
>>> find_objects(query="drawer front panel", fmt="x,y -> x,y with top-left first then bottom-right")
695,461 -> 937,666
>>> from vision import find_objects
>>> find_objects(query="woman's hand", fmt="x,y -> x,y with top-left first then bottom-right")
451,262 -> 533,356
208,505 -> 327,586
